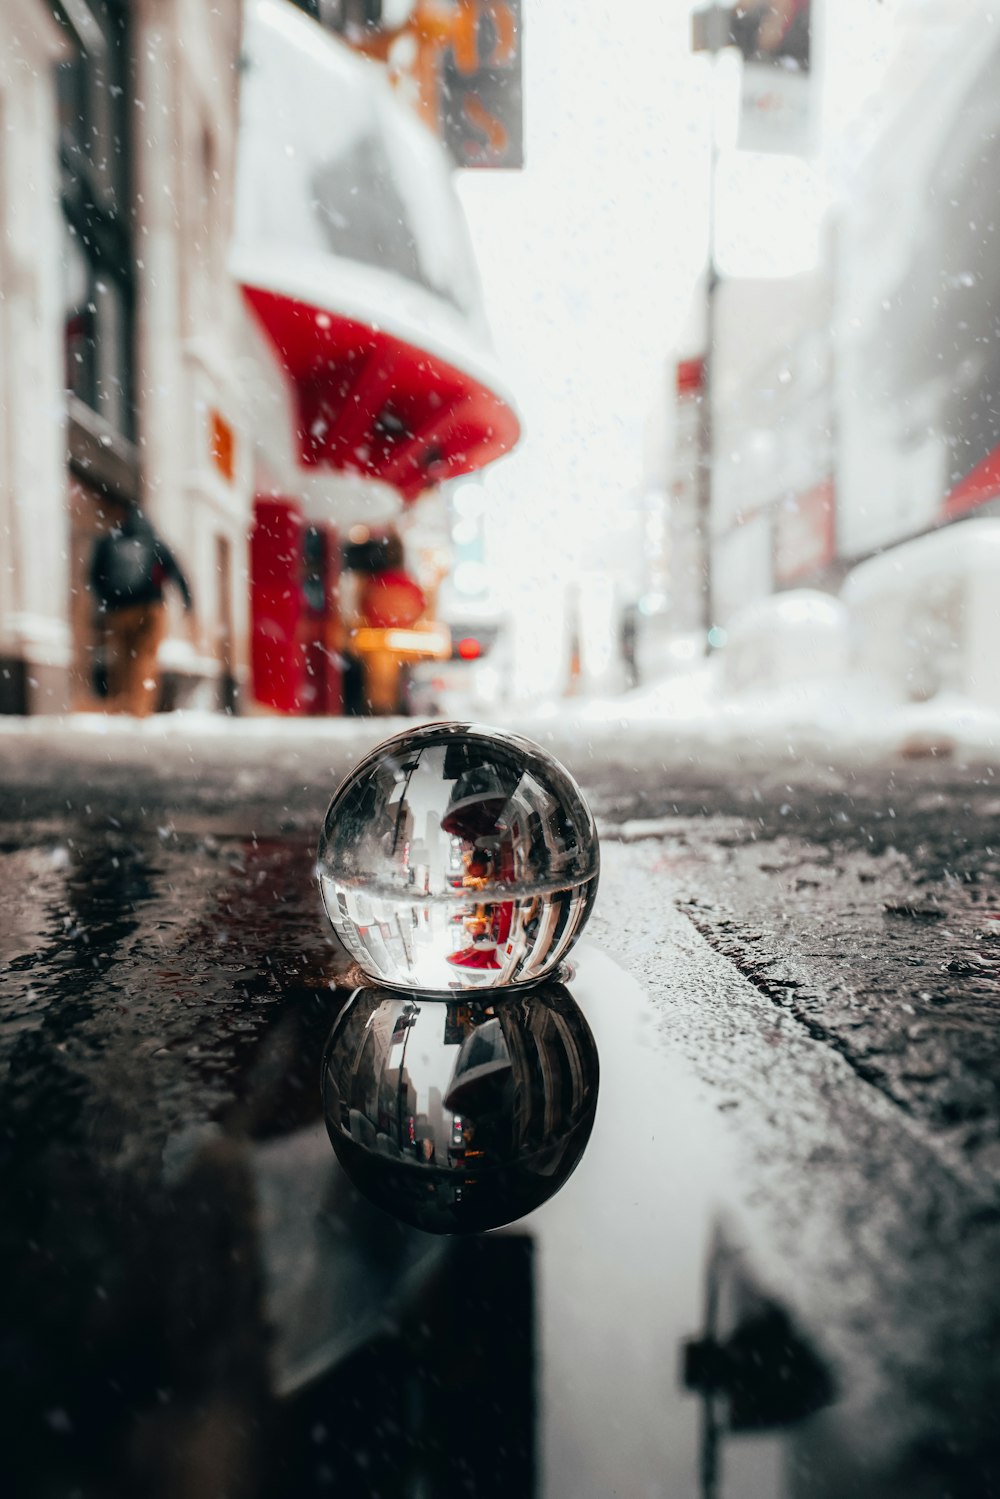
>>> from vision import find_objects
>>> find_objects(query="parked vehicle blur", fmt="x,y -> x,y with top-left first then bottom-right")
407,605 -> 510,718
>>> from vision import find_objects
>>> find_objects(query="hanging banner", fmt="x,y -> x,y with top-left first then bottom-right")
732,1 -> 812,155
440,0 -> 524,168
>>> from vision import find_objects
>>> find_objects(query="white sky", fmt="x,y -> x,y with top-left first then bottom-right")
455,0 -> 706,692
453,0 -> 904,697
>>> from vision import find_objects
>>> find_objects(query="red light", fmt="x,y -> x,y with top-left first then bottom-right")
457,637 -> 481,660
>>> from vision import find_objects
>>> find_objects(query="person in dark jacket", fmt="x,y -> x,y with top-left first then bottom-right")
89,505 -> 193,716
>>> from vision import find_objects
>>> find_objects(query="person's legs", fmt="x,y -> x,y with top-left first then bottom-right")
125,603 -> 166,717
89,614 -> 111,704
103,608 -> 135,711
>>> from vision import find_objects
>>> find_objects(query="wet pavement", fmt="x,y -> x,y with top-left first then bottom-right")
2,723 -> 1000,1496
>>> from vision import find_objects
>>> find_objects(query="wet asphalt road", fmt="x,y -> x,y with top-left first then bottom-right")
2,720 -> 1000,1497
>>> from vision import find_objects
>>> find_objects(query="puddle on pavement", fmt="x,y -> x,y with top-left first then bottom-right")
1,827 -> 838,1499
249,945 -> 836,1499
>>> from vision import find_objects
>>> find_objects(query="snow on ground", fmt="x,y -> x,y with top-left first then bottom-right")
1,672 -> 998,781
521,665 -> 1000,772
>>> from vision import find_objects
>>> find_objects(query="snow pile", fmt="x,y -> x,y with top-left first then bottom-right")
0,677 -> 998,777
515,671 -> 1000,772
516,574 -> 1000,770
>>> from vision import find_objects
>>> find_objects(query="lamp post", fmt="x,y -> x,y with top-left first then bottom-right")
691,4 -> 730,648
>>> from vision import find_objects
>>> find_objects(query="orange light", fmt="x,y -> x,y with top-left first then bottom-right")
352,625 -> 450,660
457,636 -> 481,660
209,409 -> 235,482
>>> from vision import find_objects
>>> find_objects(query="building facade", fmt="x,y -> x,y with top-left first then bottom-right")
1,0 -> 253,714
2,0 -> 80,712
664,0 -> 1000,641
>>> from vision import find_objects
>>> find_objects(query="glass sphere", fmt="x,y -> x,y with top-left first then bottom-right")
317,724 -> 599,992
322,982 -> 599,1234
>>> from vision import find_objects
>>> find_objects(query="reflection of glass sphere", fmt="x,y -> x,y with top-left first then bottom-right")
317,724 -> 599,991
322,982 -> 599,1234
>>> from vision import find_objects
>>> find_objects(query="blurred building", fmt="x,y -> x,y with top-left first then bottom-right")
1,0 -> 247,714
0,0 -> 520,716
833,0 -> 1000,558
665,0 -> 1000,640
710,268 -> 834,625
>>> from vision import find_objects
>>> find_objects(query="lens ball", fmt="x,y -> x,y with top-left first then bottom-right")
317,723 -> 599,991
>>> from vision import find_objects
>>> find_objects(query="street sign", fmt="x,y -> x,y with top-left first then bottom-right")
729,0 -> 810,71
735,1 -> 812,154
691,2 -> 813,155
440,0 -> 523,168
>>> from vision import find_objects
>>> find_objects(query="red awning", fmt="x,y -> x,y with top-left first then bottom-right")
243,287 -> 520,503
233,1 -> 521,503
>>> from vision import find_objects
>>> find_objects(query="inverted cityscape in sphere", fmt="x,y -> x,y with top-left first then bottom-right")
317,724 -> 600,992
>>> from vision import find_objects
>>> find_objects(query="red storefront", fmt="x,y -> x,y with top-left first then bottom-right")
233,0 -> 520,713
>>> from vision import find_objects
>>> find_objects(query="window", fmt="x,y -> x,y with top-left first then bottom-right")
287,1 -> 385,35
57,0 -> 134,439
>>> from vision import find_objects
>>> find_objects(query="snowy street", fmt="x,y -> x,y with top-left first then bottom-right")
6,0 -> 1000,1492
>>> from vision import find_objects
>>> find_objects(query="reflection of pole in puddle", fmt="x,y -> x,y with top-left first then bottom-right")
698,1224 -> 723,1499
682,1222 -> 835,1499
701,1388 -> 721,1499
